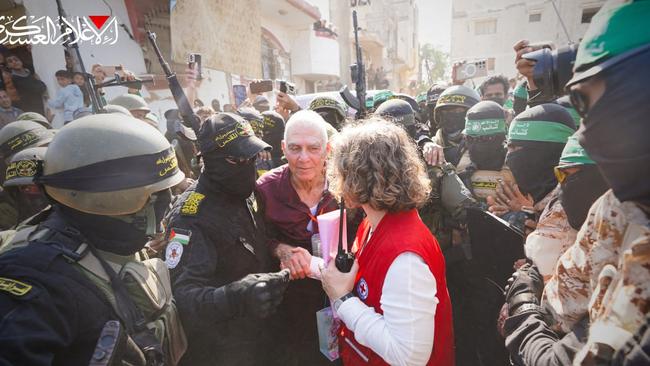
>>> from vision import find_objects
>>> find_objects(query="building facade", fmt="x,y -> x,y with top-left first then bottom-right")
450,0 -> 606,82
354,0 -> 419,92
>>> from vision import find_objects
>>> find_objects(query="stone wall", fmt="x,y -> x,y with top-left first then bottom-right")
171,0 -> 262,78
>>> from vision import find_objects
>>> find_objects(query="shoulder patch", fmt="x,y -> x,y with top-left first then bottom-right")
165,241 -> 184,269
0,276 -> 32,296
181,192 -> 205,216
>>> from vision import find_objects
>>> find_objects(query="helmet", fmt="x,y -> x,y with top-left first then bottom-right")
16,112 -> 51,128
103,104 -> 132,116
4,146 -> 46,187
308,96 -> 347,120
0,120 -> 56,160
426,84 -> 447,106
109,94 -> 150,112
374,99 -> 415,127
393,93 -> 419,113
37,114 -> 184,215
434,85 -> 480,124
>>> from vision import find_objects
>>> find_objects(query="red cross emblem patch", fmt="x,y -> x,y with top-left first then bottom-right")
357,278 -> 369,300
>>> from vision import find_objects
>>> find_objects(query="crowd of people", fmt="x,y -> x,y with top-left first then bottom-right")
0,1 -> 648,365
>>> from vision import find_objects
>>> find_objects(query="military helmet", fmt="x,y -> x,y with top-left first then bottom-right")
109,94 -> 150,112
102,104 -> 132,116
393,93 -> 420,113
434,85 -> 481,125
426,84 -> 447,106
4,146 -> 46,187
16,112 -> 51,128
373,90 -> 394,109
0,120 -> 55,160
36,114 -> 184,215
434,85 -> 480,111
308,96 -> 347,120
374,99 -> 415,127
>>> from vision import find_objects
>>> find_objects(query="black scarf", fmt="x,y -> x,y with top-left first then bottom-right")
202,152 -> 257,199
559,165 -> 610,230
468,140 -> 506,171
578,48 -> 650,208
505,144 -> 563,203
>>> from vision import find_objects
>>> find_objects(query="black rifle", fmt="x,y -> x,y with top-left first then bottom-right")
146,31 -> 202,136
334,198 -> 355,272
339,10 -> 367,119
55,0 -> 103,112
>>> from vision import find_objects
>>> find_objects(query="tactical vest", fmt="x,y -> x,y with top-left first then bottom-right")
6,225 -> 187,366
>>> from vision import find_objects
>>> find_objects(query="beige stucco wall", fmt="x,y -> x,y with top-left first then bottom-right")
171,0 -> 262,79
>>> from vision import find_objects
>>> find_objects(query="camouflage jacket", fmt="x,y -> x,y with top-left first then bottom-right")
525,188 -> 578,279
542,190 -> 650,345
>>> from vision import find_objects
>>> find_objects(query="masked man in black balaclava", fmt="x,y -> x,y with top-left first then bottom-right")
502,1 -> 650,363
504,103 -> 576,212
458,100 -> 515,202
432,85 -> 481,173
165,113 -> 290,366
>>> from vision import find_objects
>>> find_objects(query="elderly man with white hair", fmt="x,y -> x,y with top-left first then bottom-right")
256,110 -> 357,365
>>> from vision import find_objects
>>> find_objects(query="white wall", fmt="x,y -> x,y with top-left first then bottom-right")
291,30 -> 340,78
450,0 -> 605,80
23,0 -> 147,127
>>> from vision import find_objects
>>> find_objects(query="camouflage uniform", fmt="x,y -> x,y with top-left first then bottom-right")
543,190 -> 650,341
525,186 -> 578,279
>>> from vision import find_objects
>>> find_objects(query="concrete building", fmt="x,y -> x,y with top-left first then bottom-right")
450,0 -> 606,82
354,0 -> 420,92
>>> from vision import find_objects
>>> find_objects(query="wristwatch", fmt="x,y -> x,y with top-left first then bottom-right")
333,292 -> 356,312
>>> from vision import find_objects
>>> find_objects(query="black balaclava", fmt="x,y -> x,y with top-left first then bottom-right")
8,186 -> 48,222
438,107 -> 468,143
578,48 -> 650,208
468,137 -> 506,171
506,104 -> 576,203
465,101 -> 507,170
559,165 -> 610,230
261,111 -> 285,161
56,189 -> 172,255
201,152 -> 257,199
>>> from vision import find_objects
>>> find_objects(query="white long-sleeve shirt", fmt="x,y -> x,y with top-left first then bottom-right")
337,252 -> 438,366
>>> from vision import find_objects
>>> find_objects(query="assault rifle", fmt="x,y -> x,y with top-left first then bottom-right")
146,31 -> 202,136
339,10 -> 367,119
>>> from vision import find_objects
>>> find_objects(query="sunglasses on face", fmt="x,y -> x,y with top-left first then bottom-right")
225,156 -> 256,165
568,88 -> 590,118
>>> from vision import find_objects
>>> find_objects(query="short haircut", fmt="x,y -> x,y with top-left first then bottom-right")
73,72 -> 84,77
327,118 -> 431,212
55,70 -> 72,79
480,75 -> 509,95
283,110 -> 328,148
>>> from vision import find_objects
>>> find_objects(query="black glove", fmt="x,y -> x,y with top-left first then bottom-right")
225,269 -> 290,318
504,263 -> 544,316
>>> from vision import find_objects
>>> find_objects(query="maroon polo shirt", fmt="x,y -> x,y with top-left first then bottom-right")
256,164 -> 338,253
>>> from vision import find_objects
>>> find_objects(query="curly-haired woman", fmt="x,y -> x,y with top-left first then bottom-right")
321,118 -> 454,366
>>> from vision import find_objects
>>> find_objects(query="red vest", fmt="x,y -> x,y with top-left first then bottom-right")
339,209 -> 455,366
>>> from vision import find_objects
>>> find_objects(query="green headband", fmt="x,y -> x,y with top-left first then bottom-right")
464,118 -> 506,136
558,134 -> 595,167
416,93 -> 427,103
373,90 -> 394,104
508,120 -> 574,143
575,1 -> 650,70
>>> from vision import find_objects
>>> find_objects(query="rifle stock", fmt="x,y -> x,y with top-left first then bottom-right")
339,10 -> 366,120
146,31 -> 201,136
352,10 -> 366,119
